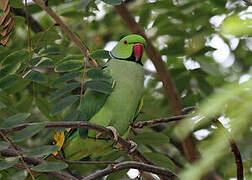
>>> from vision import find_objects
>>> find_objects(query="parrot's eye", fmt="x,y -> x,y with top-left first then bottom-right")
123,40 -> 128,45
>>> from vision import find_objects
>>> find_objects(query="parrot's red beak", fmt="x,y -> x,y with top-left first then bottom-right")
133,43 -> 144,62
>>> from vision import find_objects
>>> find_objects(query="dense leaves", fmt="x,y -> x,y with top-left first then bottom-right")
0,0 -> 251,179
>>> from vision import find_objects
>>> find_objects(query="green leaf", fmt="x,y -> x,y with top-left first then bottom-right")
60,11 -> 85,19
61,55 -> 84,62
39,58 -> 54,67
24,70 -> 48,83
221,14 -> 252,37
101,0 -> 121,5
197,59 -> 221,76
55,60 -> 83,72
29,57 -> 42,66
32,31 -> 61,48
29,57 -> 53,67
24,145 -> 59,157
50,95 -> 79,115
0,63 -> 21,78
63,110 -> 84,121
85,80 -> 112,94
12,122 -> 46,142
51,71 -> 81,87
78,0 -> 91,10
0,74 -> 19,89
0,141 -> 9,151
2,50 -> 29,65
144,152 -> 175,172
36,97 -> 53,120
87,69 -> 112,81
49,83 -> 80,102
3,78 -> 30,94
39,46 -> 61,56
1,113 -> 31,128
139,7 -> 151,27
0,157 -> 19,170
89,49 -> 110,60
10,0 -> 24,8
0,102 -> 6,110
11,170 -> 27,180
15,95 -> 33,112
107,170 -> 127,180
31,162 -> 68,172
190,46 -> 217,57
133,131 -> 169,146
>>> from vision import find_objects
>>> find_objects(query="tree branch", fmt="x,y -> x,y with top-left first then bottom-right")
1,121 -> 156,167
214,120 -> 243,180
32,0 -> 99,67
82,161 -> 175,180
1,121 -> 177,180
132,115 -> 186,129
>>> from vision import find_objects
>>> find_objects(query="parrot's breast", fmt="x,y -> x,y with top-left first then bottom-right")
89,59 -> 145,135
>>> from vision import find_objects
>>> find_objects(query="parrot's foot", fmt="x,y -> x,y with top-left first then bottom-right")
107,126 -> 119,142
96,126 -> 119,142
128,140 -> 137,154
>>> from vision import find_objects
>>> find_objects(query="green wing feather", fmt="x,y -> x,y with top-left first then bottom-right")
133,96 -> 144,121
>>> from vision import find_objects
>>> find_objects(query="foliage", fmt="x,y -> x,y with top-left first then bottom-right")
0,0 -> 251,179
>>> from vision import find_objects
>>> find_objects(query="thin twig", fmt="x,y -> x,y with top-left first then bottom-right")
214,120 -> 244,180
32,0 -> 99,68
0,130 -> 35,180
131,115 -> 186,129
82,161 -> 175,180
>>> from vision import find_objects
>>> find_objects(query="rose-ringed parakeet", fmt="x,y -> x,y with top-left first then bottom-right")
39,35 -> 145,163
58,34 -> 146,160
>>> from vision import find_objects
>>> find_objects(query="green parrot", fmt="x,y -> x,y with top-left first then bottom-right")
57,34 -> 147,160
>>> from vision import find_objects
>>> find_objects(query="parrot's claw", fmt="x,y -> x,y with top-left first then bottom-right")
106,126 -> 119,142
96,126 -> 119,142
128,140 -> 137,154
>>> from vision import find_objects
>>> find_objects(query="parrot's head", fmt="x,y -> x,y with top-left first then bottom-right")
110,34 -> 146,65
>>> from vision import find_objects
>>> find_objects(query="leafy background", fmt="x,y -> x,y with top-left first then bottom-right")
0,0 -> 251,179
